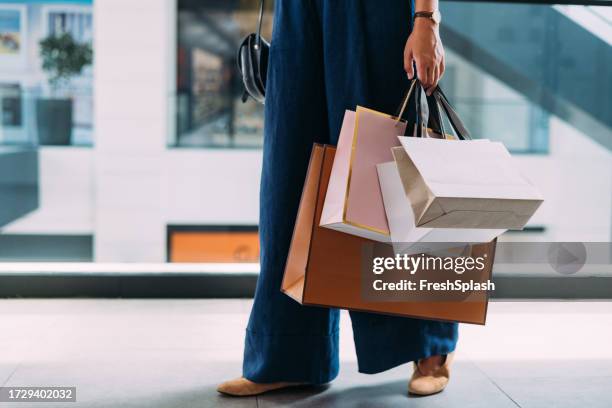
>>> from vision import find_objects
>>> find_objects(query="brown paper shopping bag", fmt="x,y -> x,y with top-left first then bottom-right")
282,144 -> 496,325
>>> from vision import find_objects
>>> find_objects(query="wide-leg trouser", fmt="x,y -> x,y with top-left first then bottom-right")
243,0 -> 458,384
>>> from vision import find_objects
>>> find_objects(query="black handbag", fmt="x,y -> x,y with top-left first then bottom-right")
237,0 -> 269,104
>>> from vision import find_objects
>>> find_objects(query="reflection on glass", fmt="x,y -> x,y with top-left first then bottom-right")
440,1 -> 611,152
441,50 -> 549,153
175,0 -> 273,148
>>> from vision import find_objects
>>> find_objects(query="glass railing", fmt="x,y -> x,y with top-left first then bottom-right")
440,0 -> 612,152
439,48 -> 550,153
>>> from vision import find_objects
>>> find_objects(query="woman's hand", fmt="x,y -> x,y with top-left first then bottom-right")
404,18 -> 445,95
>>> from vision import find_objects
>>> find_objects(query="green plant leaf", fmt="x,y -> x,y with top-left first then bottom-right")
39,32 -> 93,89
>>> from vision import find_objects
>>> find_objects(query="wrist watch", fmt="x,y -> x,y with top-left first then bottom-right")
414,10 -> 441,25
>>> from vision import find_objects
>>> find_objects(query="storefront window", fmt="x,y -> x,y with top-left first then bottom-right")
173,0 -> 273,148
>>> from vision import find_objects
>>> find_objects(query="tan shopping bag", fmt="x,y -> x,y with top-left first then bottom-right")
282,144 -> 496,325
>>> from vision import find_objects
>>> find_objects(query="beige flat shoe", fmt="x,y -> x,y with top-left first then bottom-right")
217,377 -> 307,397
408,353 -> 454,396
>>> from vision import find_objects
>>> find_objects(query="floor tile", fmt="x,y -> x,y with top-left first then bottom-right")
2,361 -> 255,408
491,376 -> 612,408
474,359 -> 612,379
459,302 -> 612,361
0,363 -> 18,386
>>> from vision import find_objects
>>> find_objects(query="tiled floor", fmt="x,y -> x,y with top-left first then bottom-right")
0,299 -> 611,407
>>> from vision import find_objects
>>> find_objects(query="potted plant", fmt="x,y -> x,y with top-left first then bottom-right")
37,32 -> 92,145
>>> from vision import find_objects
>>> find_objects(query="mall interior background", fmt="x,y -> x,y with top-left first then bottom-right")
0,0 -> 610,280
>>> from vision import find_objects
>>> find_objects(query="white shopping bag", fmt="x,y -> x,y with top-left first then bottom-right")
377,147 -> 505,256
396,137 -> 543,230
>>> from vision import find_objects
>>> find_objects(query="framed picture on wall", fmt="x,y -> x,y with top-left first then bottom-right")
0,4 -> 26,64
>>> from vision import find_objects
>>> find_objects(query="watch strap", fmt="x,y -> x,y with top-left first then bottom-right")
414,11 -> 434,18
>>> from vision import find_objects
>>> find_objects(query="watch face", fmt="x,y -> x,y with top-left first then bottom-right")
432,10 -> 441,24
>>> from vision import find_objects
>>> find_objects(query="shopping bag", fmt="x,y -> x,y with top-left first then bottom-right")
319,80 -> 466,242
319,107 -> 407,242
397,136 -> 544,229
282,144 -> 496,325
377,146 -> 505,256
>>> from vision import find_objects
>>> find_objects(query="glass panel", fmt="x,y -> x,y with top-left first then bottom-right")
174,0 -> 274,148
439,1 -> 612,154
0,1 -> 94,264
440,51 -> 549,153
438,1 -> 612,281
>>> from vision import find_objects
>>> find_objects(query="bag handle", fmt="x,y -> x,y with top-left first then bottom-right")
395,79 -> 471,140
394,80 -> 433,138
433,87 -> 472,140
395,79 -> 418,124
415,83 -> 430,138
428,93 -> 447,138
255,0 -> 265,51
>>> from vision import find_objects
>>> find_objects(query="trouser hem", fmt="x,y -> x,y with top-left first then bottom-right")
242,329 -> 340,385
356,342 -> 457,374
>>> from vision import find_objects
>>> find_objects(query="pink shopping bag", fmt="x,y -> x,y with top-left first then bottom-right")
319,107 -> 407,242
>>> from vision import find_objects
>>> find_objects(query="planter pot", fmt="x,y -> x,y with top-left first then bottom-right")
36,98 -> 73,146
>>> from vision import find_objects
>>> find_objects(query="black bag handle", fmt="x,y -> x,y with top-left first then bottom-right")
426,92 -> 446,138
255,0 -> 265,50
434,87 -> 472,140
395,79 -> 428,136
415,82 -> 430,138
395,80 -> 433,138
395,79 -> 471,140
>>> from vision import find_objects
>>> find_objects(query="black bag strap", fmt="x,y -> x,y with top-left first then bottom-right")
395,79 -> 432,138
415,83 -> 430,138
426,93 -> 446,138
433,87 -> 472,140
256,0 -> 265,50
395,79 -> 471,140
395,79 -> 427,130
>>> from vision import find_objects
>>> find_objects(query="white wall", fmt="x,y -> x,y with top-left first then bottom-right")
92,0 -> 174,262
165,149 -> 261,225
513,117 -> 612,242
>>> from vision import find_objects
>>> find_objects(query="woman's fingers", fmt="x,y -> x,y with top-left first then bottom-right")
404,19 -> 446,91
407,44 -> 445,92
404,48 -> 415,79
416,59 -> 430,88
427,65 -> 440,96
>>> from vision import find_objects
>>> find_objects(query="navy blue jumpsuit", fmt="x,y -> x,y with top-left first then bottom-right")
243,0 -> 458,384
